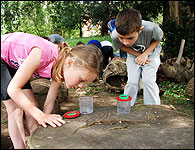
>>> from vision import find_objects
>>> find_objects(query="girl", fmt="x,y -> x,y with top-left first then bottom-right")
1,32 -> 103,149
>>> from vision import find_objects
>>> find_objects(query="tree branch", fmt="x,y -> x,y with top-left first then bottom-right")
176,39 -> 185,64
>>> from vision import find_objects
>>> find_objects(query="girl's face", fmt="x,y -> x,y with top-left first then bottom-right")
63,58 -> 97,89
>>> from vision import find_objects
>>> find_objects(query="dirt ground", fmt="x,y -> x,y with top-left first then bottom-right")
0,79 -> 192,149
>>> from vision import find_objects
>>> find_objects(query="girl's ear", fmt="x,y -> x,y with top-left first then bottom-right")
66,58 -> 75,67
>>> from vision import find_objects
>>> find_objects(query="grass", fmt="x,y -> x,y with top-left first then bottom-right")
86,87 -> 106,96
1,120 -> 8,124
65,34 -> 114,48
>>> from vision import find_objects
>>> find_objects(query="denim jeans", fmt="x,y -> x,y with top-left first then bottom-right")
120,49 -> 127,58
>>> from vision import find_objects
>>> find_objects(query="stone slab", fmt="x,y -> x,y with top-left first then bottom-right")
27,105 -> 194,149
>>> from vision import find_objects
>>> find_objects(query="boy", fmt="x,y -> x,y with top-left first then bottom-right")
100,40 -> 114,69
111,8 -> 164,106
43,34 -> 64,44
107,19 -> 127,58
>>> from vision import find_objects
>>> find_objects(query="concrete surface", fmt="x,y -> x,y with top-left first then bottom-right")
27,105 -> 194,149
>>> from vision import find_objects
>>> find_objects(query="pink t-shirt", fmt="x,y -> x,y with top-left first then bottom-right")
1,32 -> 59,79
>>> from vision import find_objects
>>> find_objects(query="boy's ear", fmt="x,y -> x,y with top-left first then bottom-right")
139,26 -> 144,33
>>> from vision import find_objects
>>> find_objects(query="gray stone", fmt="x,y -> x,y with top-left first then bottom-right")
27,105 -> 194,149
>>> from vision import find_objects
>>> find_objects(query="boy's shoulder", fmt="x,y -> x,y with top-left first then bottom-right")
142,20 -> 161,32
142,20 -> 156,30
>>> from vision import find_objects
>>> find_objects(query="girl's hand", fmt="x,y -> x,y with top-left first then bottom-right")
37,113 -> 66,128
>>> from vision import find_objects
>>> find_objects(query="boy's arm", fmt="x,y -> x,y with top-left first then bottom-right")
43,80 -> 61,114
120,45 -> 141,57
135,31 -> 164,65
120,46 -> 152,65
135,40 -> 160,65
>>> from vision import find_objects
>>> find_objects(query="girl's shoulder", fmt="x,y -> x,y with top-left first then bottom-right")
2,32 -> 58,61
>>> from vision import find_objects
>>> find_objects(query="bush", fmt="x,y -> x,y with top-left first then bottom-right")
161,18 -> 194,60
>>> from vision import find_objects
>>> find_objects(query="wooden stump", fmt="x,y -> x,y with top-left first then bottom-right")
103,57 -> 128,92
161,39 -> 194,83
30,79 -> 68,113
27,105 -> 194,149
103,57 -> 144,93
185,77 -> 194,102
161,57 -> 194,83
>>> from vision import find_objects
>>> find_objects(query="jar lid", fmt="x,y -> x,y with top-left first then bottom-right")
64,111 -> 80,119
116,94 -> 132,101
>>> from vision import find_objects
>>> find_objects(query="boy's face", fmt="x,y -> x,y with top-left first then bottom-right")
117,26 -> 144,47
117,32 -> 139,47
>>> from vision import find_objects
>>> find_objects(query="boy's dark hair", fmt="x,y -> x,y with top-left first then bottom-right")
76,41 -> 85,46
42,36 -> 49,40
115,8 -> 142,35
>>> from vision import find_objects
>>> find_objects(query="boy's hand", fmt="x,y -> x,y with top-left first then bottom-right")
135,53 -> 151,65
144,59 -> 152,65
37,113 -> 66,128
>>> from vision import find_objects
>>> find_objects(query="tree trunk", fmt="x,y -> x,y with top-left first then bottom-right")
162,1 -> 170,26
169,1 -> 179,26
168,1 -> 194,26
79,18 -> 82,38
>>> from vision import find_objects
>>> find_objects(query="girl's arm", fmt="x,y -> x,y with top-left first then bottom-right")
7,47 -> 65,128
43,80 -> 61,114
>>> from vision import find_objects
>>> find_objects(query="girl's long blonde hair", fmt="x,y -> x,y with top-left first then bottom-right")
52,42 -> 103,83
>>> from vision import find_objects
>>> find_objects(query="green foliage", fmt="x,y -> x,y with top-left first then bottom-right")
160,81 -> 186,98
1,1 -> 21,33
161,19 -> 194,59
132,1 -> 163,21
161,1 -> 194,60
1,1 -> 194,61
159,81 -> 194,117
1,1 -> 164,37
1,1 -> 51,36
83,1 -> 120,26
19,1 -> 49,37
47,1 -> 85,38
